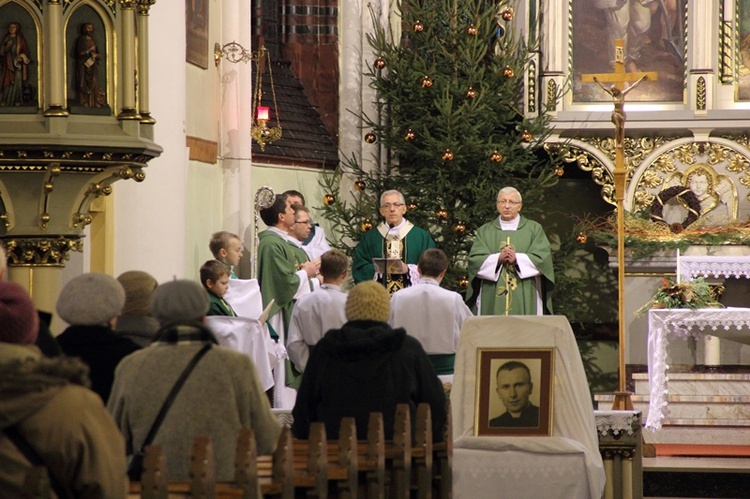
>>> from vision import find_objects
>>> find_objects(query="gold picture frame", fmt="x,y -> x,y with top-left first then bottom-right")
475,348 -> 554,436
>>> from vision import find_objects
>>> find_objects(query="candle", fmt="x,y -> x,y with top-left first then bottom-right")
257,106 -> 270,121
676,248 -> 681,283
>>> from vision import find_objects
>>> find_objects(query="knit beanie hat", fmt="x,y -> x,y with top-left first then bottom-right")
117,270 -> 158,316
56,273 -> 126,326
0,282 -> 39,344
345,281 -> 391,323
151,279 -> 209,324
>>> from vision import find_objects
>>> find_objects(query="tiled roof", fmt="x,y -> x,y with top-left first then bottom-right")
251,59 -> 339,169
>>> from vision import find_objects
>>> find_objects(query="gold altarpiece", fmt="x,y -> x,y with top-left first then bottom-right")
0,0 -> 161,312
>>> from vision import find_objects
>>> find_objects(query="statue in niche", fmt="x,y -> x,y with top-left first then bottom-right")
660,163 -> 737,229
75,23 -> 106,107
0,22 -> 31,107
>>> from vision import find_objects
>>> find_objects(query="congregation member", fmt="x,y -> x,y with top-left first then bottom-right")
292,281 -> 446,443
209,230 -> 244,279
55,273 -> 140,402
115,270 -> 160,347
108,280 -> 280,481
287,249 -> 349,372
466,186 -> 555,315
389,248 -> 472,380
200,259 -> 237,316
283,189 -> 331,260
352,189 -> 435,295
0,281 -> 128,497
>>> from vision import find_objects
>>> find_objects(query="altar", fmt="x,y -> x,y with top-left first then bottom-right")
646,308 -> 750,429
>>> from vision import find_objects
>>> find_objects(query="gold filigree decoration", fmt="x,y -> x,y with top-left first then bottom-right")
696,77 -> 706,111
652,154 -> 676,173
4,237 -> 83,267
634,188 -> 655,209
640,170 -> 663,188
546,79 -> 557,111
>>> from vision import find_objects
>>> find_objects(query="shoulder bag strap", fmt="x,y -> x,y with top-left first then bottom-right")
4,425 -> 74,499
136,343 -> 212,454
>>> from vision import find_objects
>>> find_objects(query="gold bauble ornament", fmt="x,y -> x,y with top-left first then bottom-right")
503,66 -> 514,78
522,130 -> 533,142
323,193 -> 335,205
374,57 -> 386,70
442,149 -> 454,161
554,166 -> 565,177
404,129 -> 415,141
421,76 -> 433,88
354,180 -> 366,191
576,232 -> 588,245
458,276 -> 469,289
501,8 -> 514,21
413,20 -> 424,33
436,208 -> 448,220
360,219 -> 373,232
490,150 -> 503,163
453,221 -> 467,235
465,87 -> 476,99
466,24 -> 477,36
364,132 -> 377,144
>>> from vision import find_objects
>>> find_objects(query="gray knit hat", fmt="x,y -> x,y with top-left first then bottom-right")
56,273 -> 126,326
151,279 -> 209,324
345,281 -> 391,323
117,270 -> 158,316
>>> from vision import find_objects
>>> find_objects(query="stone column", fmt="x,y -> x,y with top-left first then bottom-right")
118,0 -> 139,119
43,0 -> 68,116
137,0 -> 157,124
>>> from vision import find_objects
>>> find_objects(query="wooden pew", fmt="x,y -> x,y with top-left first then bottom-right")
129,402 -> 451,499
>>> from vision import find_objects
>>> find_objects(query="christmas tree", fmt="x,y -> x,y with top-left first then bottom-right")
320,0 -> 563,290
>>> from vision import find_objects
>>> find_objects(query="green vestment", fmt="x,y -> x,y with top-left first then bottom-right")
466,217 -> 554,315
257,229 -> 305,335
352,222 -> 435,284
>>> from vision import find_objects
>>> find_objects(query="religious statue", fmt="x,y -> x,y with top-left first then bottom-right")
593,75 -> 648,149
75,23 -> 106,108
659,163 -> 737,229
0,22 -> 31,107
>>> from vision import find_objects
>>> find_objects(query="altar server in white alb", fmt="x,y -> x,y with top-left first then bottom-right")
287,249 -> 349,372
283,190 -> 331,260
389,248 -> 472,381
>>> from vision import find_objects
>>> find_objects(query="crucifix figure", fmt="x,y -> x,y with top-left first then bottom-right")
581,39 -> 658,410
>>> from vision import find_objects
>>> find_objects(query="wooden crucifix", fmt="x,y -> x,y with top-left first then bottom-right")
582,39 -> 657,410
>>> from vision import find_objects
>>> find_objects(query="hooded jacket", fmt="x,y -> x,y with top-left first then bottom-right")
0,343 -> 128,498
292,320 -> 446,442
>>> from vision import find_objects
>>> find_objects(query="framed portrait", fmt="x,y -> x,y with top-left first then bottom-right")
475,348 -> 553,436
570,0 -> 687,103
186,0 -> 209,69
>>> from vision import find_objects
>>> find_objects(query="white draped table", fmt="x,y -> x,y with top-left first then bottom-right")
646,307 -> 750,429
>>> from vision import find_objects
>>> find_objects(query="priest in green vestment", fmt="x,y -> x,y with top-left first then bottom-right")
466,187 -> 554,316
352,190 -> 436,295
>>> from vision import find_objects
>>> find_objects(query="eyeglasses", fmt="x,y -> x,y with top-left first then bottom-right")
381,203 -> 405,209
497,200 -> 521,206
295,220 -> 311,225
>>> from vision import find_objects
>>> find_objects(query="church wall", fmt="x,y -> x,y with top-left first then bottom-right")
111,0 -> 188,283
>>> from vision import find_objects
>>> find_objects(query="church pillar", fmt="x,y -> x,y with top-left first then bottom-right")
220,1 -> 254,241
137,0 -> 156,124
8,266 -> 63,328
688,0 -> 716,114
540,0 -> 565,116
44,0 -> 68,117
118,0 -> 139,120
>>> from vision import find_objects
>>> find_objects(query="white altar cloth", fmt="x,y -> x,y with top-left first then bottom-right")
451,316 -> 604,499
646,307 -> 750,429
678,255 -> 750,281
203,316 -> 281,392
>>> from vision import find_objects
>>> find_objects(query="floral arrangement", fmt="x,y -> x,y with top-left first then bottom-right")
636,277 -> 725,316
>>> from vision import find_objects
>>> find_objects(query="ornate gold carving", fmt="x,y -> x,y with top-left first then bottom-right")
696,76 -> 706,110
4,237 -> 83,267
527,60 -> 537,113
119,0 -> 136,8
546,79 -> 558,112
133,169 -> 146,182
137,0 -> 156,15
44,152 -> 55,159
17,151 -> 27,158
